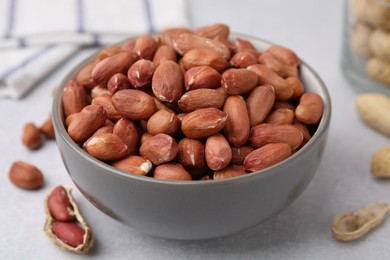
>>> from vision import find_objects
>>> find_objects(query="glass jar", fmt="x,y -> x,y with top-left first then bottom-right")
342,0 -> 390,94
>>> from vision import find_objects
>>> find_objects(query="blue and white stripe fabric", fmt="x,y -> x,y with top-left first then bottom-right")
0,0 -> 188,98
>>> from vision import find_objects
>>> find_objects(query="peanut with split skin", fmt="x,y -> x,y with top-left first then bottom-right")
178,88 -> 227,112
133,34 -> 158,60
146,110 -> 180,136
177,138 -> 206,171
221,68 -> 258,95
107,73 -> 130,94
112,89 -> 157,120
111,155 -> 152,176
184,66 -> 221,91
230,51 -> 257,68
83,133 -> 129,161
127,59 -> 156,89
113,118 -> 139,155
139,133 -> 178,165
181,108 -> 228,139
181,48 -> 229,72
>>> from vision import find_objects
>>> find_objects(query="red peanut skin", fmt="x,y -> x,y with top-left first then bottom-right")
223,95 -> 250,146
75,61 -> 98,90
113,118 -> 139,155
127,59 -> 156,88
139,133 -> 178,165
92,51 -> 137,86
147,110 -> 181,136
22,123 -> 42,150
112,89 -> 157,120
84,133 -> 129,161
178,88 -> 226,112
295,92 -> 324,125
205,134 -> 232,171
133,35 -> 158,60
153,45 -> 177,66
214,165 -> 247,179
181,108 -> 228,139
266,45 -> 300,67
152,60 -> 183,103
153,163 -> 192,181
246,85 -> 276,127
62,80 -> 88,117
244,143 -> 292,172
107,73 -> 130,94
221,68 -> 258,95
230,51 -> 258,68
67,105 -> 107,143
177,138 -> 206,170
231,145 -> 254,165
9,161 -> 44,189
181,48 -> 229,72
48,186 -> 75,222
249,123 -> 303,150
52,222 -> 85,247
184,66 -> 221,90
247,64 -> 293,100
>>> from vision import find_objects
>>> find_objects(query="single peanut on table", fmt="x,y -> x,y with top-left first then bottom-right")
61,23 -> 324,181
8,161 -> 44,189
22,122 -> 42,150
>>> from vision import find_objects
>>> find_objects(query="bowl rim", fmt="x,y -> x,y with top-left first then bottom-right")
52,32 -> 332,187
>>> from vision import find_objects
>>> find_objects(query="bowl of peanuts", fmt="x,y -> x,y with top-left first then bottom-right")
52,24 -> 331,240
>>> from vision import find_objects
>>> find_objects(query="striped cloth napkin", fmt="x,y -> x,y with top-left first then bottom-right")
0,0 -> 189,99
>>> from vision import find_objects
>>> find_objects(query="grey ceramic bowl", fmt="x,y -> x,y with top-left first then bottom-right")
52,33 -> 331,240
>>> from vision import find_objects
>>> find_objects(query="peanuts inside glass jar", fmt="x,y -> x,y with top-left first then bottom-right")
342,0 -> 390,94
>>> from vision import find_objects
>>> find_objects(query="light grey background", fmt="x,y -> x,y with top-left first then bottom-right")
1,0 -> 390,259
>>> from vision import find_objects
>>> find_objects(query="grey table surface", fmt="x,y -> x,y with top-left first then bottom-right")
1,0 -> 390,259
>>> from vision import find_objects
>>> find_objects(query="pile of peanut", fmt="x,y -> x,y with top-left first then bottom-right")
62,23 -> 324,181
8,116 -> 94,253
350,0 -> 390,84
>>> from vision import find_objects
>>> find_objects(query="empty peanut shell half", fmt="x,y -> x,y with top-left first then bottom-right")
44,185 -> 94,253
331,202 -> 390,241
